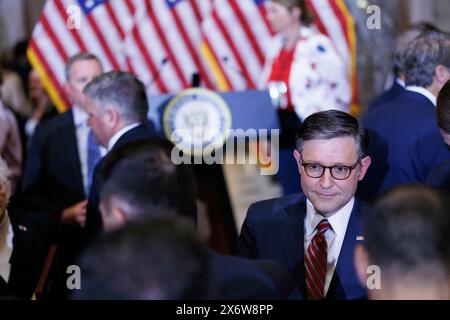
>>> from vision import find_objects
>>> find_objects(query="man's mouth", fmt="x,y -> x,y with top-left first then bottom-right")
316,192 -> 337,198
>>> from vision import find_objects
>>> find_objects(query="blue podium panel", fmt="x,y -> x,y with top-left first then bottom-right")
147,90 -> 280,134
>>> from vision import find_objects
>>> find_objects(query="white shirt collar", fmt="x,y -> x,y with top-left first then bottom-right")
72,106 -> 88,127
107,123 -> 140,151
406,86 -> 437,106
396,78 -> 406,88
305,197 -> 355,238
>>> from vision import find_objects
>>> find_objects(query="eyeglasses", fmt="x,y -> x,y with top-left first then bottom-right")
299,154 -> 360,180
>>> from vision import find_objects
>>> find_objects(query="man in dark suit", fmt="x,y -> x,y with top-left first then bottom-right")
355,185 -> 450,299
237,110 -> 372,300
428,80 -> 450,192
81,139 -> 298,299
359,35 -> 450,202
8,53 -> 104,299
368,23 -> 443,111
369,79 -> 405,111
83,71 -> 156,240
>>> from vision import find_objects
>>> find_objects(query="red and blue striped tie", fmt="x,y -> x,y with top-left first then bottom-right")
305,219 -> 331,300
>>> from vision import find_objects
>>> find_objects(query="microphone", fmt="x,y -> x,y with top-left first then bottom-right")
147,57 -> 169,88
221,56 -> 247,88
191,72 -> 201,88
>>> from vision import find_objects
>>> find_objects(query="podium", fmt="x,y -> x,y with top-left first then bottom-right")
147,90 -> 280,254
148,89 -> 280,134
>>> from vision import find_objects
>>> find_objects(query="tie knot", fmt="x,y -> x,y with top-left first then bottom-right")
317,219 -> 331,235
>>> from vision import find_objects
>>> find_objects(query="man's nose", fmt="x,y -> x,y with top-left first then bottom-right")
319,168 -> 334,189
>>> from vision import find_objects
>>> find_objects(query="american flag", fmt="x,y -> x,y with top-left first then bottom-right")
200,0 -> 273,91
28,0 -> 358,113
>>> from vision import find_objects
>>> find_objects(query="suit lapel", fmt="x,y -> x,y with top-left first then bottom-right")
61,110 -> 84,194
280,194 -> 307,297
328,199 -> 366,299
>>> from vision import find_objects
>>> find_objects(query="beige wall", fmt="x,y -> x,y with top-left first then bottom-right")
407,0 -> 450,32
0,0 -> 45,54
24,0 -> 46,34
435,0 -> 450,32
0,0 -> 26,53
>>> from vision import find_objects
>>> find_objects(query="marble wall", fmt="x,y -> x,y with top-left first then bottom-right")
346,0 -> 400,115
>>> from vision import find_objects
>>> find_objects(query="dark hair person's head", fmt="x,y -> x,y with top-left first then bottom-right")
100,139 -> 198,223
295,110 -> 369,159
75,213 -> 210,299
363,185 -> 450,281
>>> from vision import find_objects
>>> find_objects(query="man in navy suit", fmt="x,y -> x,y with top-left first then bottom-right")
359,35 -> 450,202
83,71 -> 156,241
8,53 -> 104,299
77,139 -> 298,300
428,80 -> 450,192
369,24 -> 443,111
237,110 -> 372,300
369,79 -> 405,111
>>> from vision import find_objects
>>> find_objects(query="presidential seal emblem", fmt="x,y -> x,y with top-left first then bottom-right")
163,88 -> 232,156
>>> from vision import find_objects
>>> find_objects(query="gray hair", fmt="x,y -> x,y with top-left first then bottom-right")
83,71 -> 149,124
295,110 -> 369,159
0,156 -> 11,196
403,36 -> 450,87
394,25 -> 450,77
65,52 -> 103,80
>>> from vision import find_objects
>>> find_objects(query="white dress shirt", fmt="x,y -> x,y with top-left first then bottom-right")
304,197 -> 355,297
72,107 -> 106,195
406,86 -> 437,106
107,123 -> 140,151
396,78 -> 406,88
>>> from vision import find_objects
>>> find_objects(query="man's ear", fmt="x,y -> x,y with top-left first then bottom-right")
101,197 -> 130,232
106,105 -> 120,128
358,156 -> 372,181
435,65 -> 450,84
354,244 -> 370,287
106,206 -> 128,231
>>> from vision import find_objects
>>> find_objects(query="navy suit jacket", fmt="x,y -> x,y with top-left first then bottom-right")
359,90 -> 450,202
208,250 -> 301,300
84,122 -> 156,240
428,158 -> 450,193
368,80 -> 405,111
236,193 -> 368,300
19,110 -> 85,216
9,110 -> 85,299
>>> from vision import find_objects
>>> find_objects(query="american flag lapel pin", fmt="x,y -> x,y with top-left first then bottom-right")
356,236 -> 364,241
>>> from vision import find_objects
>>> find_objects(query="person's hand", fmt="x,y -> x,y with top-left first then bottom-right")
61,200 -> 88,228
